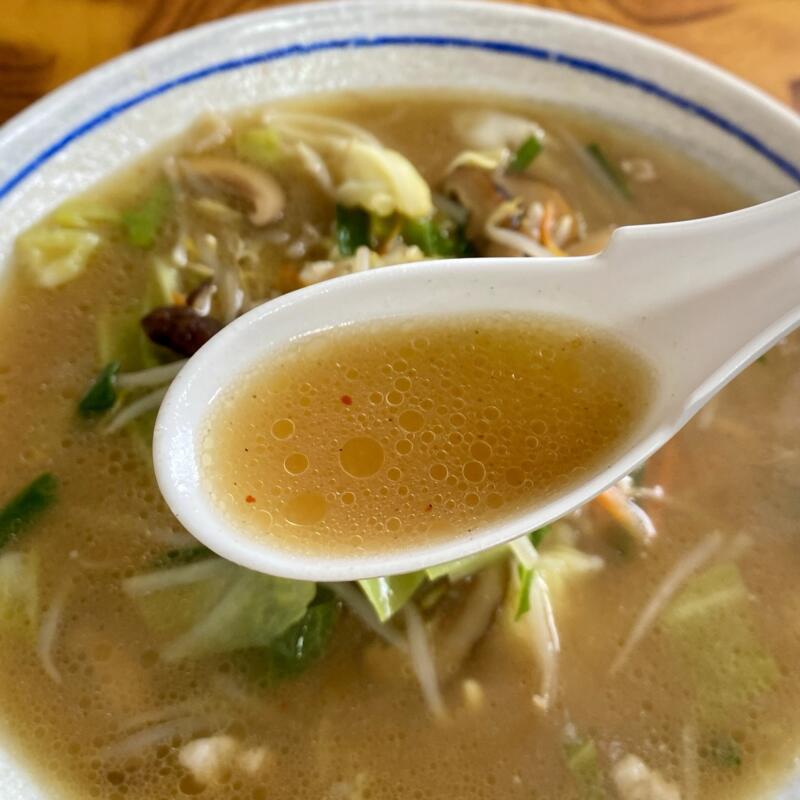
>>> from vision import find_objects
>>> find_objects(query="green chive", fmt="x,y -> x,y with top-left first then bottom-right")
509,135 -> 542,172
78,361 -> 119,417
335,204 -> 370,256
586,142 -> 631,199
0,473 -> 57,550
402,216 -> 469,258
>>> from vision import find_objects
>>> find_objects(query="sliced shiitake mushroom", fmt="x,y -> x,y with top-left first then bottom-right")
178,156 -> 285,226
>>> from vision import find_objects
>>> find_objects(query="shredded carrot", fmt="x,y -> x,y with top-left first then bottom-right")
595,485 -> 655,545
540,202 -> 567,257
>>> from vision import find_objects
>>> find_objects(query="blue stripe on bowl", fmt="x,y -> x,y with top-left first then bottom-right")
1,33 -> 798,200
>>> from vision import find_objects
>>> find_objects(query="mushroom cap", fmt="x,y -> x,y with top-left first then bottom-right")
178,156 -> 286,226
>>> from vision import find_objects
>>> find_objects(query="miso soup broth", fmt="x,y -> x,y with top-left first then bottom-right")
203,314 -> 652,556
0,89 -> 799,800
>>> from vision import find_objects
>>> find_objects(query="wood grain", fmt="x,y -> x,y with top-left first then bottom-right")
0,0 -> 798,123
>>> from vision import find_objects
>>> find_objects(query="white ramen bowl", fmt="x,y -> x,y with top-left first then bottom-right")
0,1 -> 798,797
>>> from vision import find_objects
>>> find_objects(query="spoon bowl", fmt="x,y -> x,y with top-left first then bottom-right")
154,190 -> 800,581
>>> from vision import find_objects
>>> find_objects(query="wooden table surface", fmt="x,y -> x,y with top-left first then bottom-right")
1,0 -> 799,124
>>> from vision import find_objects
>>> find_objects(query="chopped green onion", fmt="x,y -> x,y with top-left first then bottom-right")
78,361 -> 119,417
402,216 -> 469,258
121,180 -> 172,249
0,474 -> 57,550
586,143 -> 631,200
515,564 -> 534,620
509,135 -> 542,172
335,204 -> 370,256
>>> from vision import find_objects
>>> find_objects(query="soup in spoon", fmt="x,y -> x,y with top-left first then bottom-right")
202,313 -> 653,556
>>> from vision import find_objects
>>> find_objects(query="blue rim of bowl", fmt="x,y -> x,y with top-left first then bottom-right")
1,33 -> 799,201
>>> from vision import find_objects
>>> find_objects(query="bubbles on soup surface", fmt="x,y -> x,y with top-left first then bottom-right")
202,314 -> 651,555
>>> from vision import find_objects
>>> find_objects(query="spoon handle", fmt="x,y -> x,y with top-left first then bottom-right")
605,190 -> 800,416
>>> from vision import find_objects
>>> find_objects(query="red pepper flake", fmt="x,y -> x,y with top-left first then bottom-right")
340,394 -> 353,406
245,495 -> 256,504
424,503 -> 433,512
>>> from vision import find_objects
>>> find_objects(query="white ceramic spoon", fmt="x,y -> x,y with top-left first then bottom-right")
154,190 -> 800,581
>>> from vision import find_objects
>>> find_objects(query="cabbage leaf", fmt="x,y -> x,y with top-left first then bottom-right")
358,572 -> 425,622
661,562 -> 778,724
17,227 -> 101,288
336,141 -> 432,218
0,551 -> 38,638
124,559 -> 315,662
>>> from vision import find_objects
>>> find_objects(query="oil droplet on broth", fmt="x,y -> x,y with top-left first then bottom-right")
398,409 -> 424,432
340,437 -> 384,478
203,313 -> 652,556
284,453 -> 309,475
284,492 -> 326,526
271,418 -> 295,440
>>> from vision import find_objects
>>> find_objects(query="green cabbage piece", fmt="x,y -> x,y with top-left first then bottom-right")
146,257 -> 180,308
425,543 -> 508,583
124,559 -> 315,662
235,127 -> 283,168
17,227 -> 101,288
16,193 -> 121,288
564,737 -> 608,800
121,179 -> 172,248
427,528 -> 548,584
0,551 -> 38,638
94,259 -> 180,443
515,564 -> 535,620
51,202 -> 120,229
661,562 -> 778,724
96,257 -> 180,374
358,572 -> 425,622
96,309 -> 159,373
336,140 -> 432,218
536,545 -> 603,606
